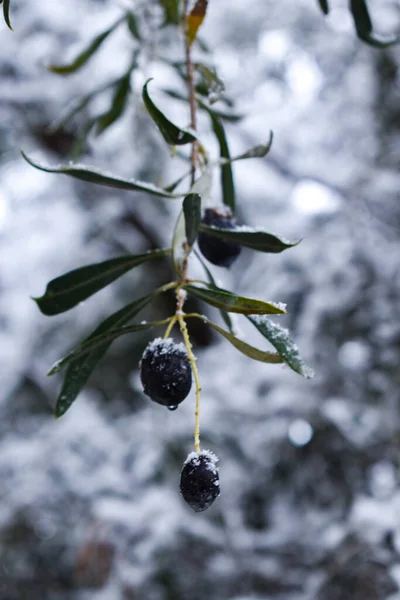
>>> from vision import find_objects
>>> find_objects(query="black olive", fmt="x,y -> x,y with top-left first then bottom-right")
180,450 -> 220,512
198,207 -> 241,268
140,338 -> 192,407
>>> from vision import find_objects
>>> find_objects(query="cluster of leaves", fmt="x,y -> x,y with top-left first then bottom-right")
19,0 -> 314,416
9,0 -> 398,421
317,0 -> 400,47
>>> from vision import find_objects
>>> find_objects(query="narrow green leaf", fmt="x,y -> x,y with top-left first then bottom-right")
206,108 -> 235,211
183,193 -> 201,247
48,20 -> 121,75
247,315 -> 314,378
160,0 -> 180,25
49,81 -> 115,132
196,317 -> 283,364
3,0 -> 12,30
318,0 -> 329,15
126,11 -> 141,39
53,293 -> 155,417
194,248 -> 235,333
164,169 -> 191,193
226,132 -> 274,163
198,98 -> 243,122
184,284 -> 287,315
95,72 -> 131,136
34,249 -> 168,316
199,224 -> 299,254
21,151 -> 179,198
172,209 -> 186,277
55,319 -> 169,376
162,88 -> 242,121
350,0 -> 400,47
142,79 -> 197,146
196,64 -> 225,104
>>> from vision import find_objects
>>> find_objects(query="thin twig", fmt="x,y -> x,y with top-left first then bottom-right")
183,0 -> 198,186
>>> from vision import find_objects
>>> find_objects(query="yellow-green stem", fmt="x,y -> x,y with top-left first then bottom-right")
163,315 -> 178,339
178,314 -> 202,453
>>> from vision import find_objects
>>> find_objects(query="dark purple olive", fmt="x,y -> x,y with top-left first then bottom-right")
198,207 -> 241,268
140,338 -> 192,407
180,450 -> 220,512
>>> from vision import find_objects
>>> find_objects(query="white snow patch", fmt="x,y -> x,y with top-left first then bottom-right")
142,337 -> 187,360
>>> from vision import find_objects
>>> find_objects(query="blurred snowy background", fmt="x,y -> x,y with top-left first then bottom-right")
1,0 -> 400,598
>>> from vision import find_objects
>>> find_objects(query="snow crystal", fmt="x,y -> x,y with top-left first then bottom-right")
141,337 -> 187,360
183,449 -> 219,472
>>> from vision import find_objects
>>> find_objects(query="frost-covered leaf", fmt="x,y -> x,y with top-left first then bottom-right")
198,317 -> 283,364
34,249 -> 168,316
194,249 -> 234,333
350,0 -> 400,47
187,0 -> 209,46
247,315 -> 314,378
3,0 -> 12,30
198,224 -> 300,253
206,109 -> 235,211
183,193 -> 201,247
95,71 -> 131,136
184,284 -> 287,315
21,151 -> 179,198
318,0 -> 329,15
48,20 -> 122,74
142,79 -> 197,146
226,131 -> 274,163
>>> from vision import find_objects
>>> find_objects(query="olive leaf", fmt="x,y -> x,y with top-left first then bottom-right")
34,249 -> 169,316
51,281 -> 177,417
184,284 -> 287,315
183,193 -> 201,247
54,319 -> 169,375
162,87 -> 242,122
126,11 -> 141,40
164,169 -> 192,193
52,294 -> 157,417
318,0 -> 329,15
187,0 -> 209,46
206,108 -> 235,211
246,315 -> 314,378
21,151 -> 179,198
194,316 -> 283,364
198,224 -> 300,253
172,209 -> 187,277
95,71 -> 132,136
195,64 -> 225,104
160,0 -> 181,25
48,80 -> 116,132
350,0 -> 400,47
48,18 -> 123,74
194,248 -> 235,334
142,79 -> 197,145
3,0 -> 12,30
224,131 -> 274,163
